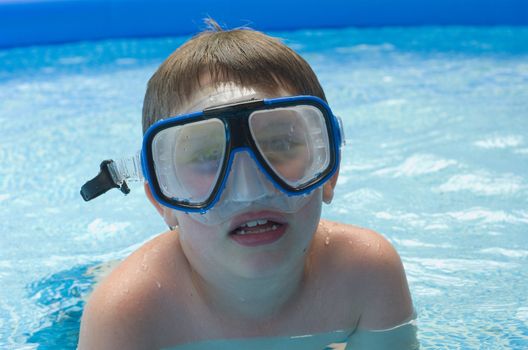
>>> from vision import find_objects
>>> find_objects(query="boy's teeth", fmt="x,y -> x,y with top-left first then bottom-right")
241,219 -> 268,228
238,224 -> 279,235
233,219 -> 282,235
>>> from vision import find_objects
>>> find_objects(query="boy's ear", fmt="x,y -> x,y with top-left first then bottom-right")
323,168 -> 339,204
144,182 -> 179,228
144,182 -> 164,216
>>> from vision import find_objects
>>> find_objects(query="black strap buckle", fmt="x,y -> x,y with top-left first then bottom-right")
80,160 -> 130,201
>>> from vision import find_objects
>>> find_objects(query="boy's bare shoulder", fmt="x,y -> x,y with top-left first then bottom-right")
315,220 -> 414,330
316,219 -> 399,268
78,231 -> 190,349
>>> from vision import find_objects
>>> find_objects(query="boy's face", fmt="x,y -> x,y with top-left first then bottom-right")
146,81 -> 338,278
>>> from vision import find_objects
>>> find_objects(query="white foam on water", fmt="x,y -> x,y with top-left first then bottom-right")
393,238 -> 452,249
407,257 -> 518,273
514,148 -> 528,155
340,162 -> 381,173
0,193 -> 10,201
434,172 -> 524,195
44,207 -> 60,214
380,98 -> 407,106
374,211 -> 427,227
411,285 -> 443,297
87,218 -> 130,235
333,207 -> 349,215
403,260 -> 472,288
516,307 -> 528,326
0,260 -> 12,268
374,154 -> 457,177
423,223 -> 450,231
41,237 -> 153,268
445,207 -> 528,224
372,207 -> 528,231
479,247 -> 528,258
342,188 -> 383,202
336,175 -> 351,185
474,135 -> 523,149
330,189 -> 383,215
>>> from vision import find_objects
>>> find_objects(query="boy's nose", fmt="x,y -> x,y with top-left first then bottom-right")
221,150 -> 279,203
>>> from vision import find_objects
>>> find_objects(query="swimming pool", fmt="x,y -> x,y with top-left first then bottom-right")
1,25 -> 527,349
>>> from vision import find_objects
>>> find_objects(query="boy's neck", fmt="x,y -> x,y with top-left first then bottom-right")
189,252 -> 311,322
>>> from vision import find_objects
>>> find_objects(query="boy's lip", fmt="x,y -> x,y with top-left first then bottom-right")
227,210 -> 288,233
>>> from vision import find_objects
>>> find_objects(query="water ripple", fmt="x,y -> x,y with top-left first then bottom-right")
479,248 -> 528,258
434,172 -> 524,196
474,135 -> 524,149
374,153 -> 457,177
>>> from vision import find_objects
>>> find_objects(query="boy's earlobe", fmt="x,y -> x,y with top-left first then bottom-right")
322,169 -> 339,204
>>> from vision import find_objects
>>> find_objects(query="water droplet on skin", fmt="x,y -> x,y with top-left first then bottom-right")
325,236 -> 330,246
141,263 -> 149,271
156,281 -> 161,288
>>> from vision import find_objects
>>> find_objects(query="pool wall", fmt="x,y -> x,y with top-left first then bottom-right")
1,0 -> 527,48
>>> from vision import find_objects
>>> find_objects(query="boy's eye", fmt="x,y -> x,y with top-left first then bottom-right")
175,137 -> 225,176
265,138 -> 301,152
259,137 -> 306,163
186,142 -> 224,164
194,146 -> 223,162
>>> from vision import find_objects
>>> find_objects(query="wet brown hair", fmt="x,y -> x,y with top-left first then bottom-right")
142,19 -> 327,134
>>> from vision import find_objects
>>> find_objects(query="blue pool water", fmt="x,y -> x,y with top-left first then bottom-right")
1,26 -> 527,349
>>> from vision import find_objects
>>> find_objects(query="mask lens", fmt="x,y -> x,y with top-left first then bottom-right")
151,119 -> 226,204
249,105 -> 331,189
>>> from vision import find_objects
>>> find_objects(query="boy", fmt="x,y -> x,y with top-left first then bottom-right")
78,21 -> 414,349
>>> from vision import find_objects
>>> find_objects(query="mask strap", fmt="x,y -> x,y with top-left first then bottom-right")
80,152 -> 144,201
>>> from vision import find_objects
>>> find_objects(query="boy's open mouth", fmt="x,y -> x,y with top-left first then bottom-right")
228,216 -> 288,247
231,219 -> 281,235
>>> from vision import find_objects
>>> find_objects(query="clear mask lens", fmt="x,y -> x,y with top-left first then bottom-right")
249,105 -> 331,188
151,118 -> 226,204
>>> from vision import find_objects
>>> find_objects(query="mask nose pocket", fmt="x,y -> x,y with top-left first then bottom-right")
222,150 -> 278,203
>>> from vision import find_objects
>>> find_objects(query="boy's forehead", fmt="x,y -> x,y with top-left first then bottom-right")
182,82 -> 263,114
177,71 -> 293,115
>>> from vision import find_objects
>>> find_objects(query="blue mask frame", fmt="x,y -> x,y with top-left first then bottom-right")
141,95 -> 343,213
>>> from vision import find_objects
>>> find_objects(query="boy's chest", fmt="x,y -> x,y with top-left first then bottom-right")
158,273 -> 360,348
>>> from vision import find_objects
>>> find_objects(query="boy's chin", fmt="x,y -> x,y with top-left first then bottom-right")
226,231 -> 313,280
